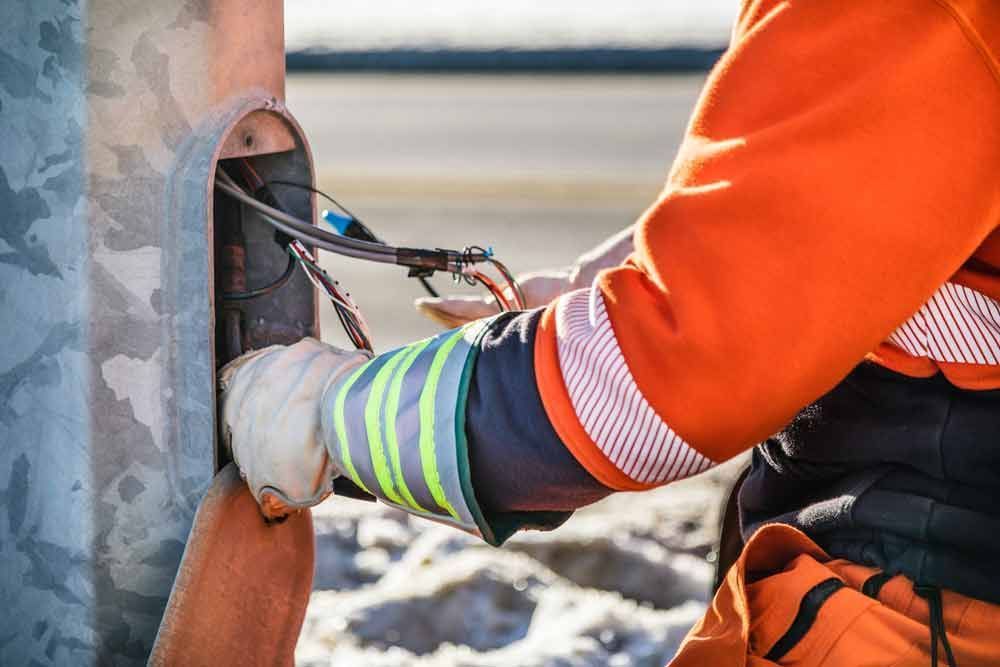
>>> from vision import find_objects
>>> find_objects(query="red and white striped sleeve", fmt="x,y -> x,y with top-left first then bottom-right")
527,0 -> 1000,491
549,287 -> 713,487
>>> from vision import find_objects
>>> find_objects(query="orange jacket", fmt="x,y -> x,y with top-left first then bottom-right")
535,0 -> 1000,489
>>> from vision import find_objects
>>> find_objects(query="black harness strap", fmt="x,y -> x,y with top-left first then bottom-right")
764,577 -> 845,662
861,571 -> 893,600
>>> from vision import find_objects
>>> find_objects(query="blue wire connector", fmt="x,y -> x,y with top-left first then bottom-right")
321,209 -> 354,235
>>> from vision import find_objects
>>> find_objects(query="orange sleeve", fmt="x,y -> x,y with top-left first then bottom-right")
537,0 -> 1000,469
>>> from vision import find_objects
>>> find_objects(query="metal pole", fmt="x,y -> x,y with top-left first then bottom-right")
0,2 -> 314,663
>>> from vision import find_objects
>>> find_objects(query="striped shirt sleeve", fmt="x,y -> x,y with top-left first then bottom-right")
530,0 -> 1000,485
325,0 -> 1000,538
549,287 -> 714,487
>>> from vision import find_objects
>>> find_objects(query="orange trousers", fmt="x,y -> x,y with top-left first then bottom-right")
670,525 -> 1000,666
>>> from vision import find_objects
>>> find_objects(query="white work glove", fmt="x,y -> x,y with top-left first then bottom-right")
218,338 -> 370,519
415,226 -> 634,327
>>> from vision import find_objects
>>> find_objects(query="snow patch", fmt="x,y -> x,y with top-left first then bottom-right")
298,460 -> 746,666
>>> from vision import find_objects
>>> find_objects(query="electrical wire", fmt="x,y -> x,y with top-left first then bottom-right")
464,269 -> 514,311
265,180 -> 379,241
214,167 -> 525,348
264,180 -> 442,298
217,167 -> 374,350
216,178 -> 395,262
216,171 -> 492,270
457,246 -> 525,312
290,244 -> 365,320
417,276 -> 439,298
221,253 -> 296,301
487,257 -> 526,309
249,179 -> 443,298
288,240 -> 373,351
289,244 -> 353,311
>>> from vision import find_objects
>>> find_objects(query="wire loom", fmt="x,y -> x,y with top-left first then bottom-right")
215,162 -> 523,352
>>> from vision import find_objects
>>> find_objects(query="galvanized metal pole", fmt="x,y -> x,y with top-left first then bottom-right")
0,2 -> 314,663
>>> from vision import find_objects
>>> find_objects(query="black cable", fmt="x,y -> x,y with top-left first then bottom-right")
291,242 -> 373,351
217,171 -> 495,301
334,305 -> 358,347
265,180 -> 380,242
220,179 -> 493,273
417,276 -> 439,298
266,180 -> 445,299
216,177 -> 396,261
221,253 -> 297,301
335,301 -> 371,351
220,168 -> 373,350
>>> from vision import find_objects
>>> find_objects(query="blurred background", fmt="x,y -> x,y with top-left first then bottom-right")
286,3 -> 744,665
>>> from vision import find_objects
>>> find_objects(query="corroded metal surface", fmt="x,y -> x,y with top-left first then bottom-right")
219,110 -> 298,159
149,464 -> 315,667
0,1 -> 314,664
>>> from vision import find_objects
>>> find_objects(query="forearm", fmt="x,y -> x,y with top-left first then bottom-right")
465,310 -> 612,518
318,310 -> 611,545
317,0 -> 1000,545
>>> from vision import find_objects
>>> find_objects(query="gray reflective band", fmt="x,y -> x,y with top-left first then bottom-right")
321,320 -> 494,537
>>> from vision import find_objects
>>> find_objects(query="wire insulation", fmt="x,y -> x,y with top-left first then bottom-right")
214,167 -> 524,350
217,180 -> 398,262
221,253 -> 297,301
266,180 -> 379,242
262,178 -> 445,298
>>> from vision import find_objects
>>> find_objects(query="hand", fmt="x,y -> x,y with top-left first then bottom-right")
218,338 -> 370,519
415,270 -> 571,328
414,226 -> 635,328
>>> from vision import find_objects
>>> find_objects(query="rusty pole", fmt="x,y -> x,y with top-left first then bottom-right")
1,2 -> 318,663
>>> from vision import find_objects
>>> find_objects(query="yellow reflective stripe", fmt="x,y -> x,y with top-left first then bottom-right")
384,339 -> 433,512
363,349 -> 409,505
418,327 -> 469,520
333,362 -> 372,494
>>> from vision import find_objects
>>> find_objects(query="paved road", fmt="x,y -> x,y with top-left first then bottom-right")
285,73 -> 706,349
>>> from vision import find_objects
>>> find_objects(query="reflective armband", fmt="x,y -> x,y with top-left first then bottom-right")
320,319 -> 501,543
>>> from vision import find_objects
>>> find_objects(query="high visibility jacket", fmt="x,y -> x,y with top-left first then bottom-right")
327,0 -> 1000,593
465,0 -> 1000,537
325,0 -> 1000,661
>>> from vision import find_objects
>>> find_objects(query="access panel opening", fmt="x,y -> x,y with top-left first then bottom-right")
211,110 -> 318,469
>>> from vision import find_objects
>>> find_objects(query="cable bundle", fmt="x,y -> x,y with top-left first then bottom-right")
456,246 -> 526,311
215,162 -> 523,352
287,240 -> 373,351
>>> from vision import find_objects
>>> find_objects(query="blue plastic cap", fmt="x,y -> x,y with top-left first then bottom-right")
321,209 -> 353,235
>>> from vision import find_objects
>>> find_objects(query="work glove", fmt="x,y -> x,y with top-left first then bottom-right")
415,225 -> 634,327
218,338 -> 370,519
219,324 -> 565,545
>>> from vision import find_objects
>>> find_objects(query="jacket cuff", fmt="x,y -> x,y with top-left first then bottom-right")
320,320 -> 502,543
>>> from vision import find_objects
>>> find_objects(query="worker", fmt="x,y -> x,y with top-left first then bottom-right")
219,0 -> 1000,664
